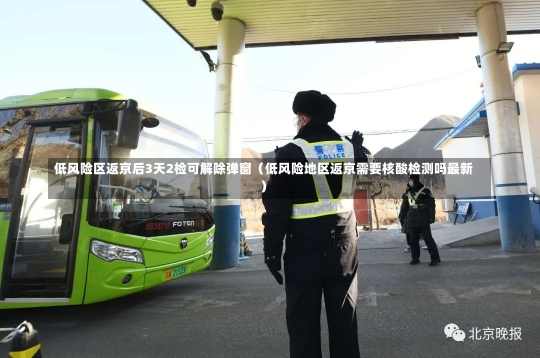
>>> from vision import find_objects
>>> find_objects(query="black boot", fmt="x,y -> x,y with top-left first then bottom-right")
429,258 -> 441,266
410,259 -> 420,265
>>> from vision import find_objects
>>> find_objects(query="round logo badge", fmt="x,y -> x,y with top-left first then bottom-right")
180,238 -> 188,249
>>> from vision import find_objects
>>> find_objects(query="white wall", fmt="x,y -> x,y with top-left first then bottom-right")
441,136 -> 491,159
440,136 -> 494,198
515,73 -> 540,190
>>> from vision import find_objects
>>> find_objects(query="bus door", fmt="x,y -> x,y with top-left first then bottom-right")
1,120 -> 85,300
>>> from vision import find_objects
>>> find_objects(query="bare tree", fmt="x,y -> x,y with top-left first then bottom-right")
386,177 -> 407,204
369,176 -> 391,230
431,174 -> 447,198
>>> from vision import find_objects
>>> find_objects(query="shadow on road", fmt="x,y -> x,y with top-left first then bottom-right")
1,279 -> 208,328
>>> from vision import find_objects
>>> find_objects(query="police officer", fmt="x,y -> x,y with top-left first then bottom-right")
398,174 -> 441,266
262,90 -> 369,358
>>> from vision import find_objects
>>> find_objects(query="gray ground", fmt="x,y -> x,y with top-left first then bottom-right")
2,224 -> 540,358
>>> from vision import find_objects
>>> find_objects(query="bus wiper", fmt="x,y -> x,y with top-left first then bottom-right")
169,205 -> 214,224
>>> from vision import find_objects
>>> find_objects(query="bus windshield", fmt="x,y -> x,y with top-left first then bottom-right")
91,111 -> 213,237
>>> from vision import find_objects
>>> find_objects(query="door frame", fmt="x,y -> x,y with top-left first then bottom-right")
0,118 -> 88,300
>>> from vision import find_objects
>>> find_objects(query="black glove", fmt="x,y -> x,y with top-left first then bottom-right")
429,216 -> 435,224
265,254 -> 283,285
345,130 -> 364,147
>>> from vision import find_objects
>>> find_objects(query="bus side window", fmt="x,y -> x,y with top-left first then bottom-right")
0,148 -> 26,203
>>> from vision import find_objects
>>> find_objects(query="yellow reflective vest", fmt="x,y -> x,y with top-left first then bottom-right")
290,138 -> 356,219
407,187 -> 426,208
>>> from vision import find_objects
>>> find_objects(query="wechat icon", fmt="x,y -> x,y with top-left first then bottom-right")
445,323 -> 466,342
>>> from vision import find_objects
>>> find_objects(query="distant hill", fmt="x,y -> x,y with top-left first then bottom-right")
373,115 -> 460,159
242,114 -> 461,164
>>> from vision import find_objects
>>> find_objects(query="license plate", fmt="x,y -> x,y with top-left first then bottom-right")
165,265 -> 188,281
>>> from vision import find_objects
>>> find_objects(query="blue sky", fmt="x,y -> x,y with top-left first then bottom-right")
2,0 -> 540,155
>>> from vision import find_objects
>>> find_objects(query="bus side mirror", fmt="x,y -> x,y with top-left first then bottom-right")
116,99 -> 142,149
142,117 -> 160,128
59,213 -> 74,245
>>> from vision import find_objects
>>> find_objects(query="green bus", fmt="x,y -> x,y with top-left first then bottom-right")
0,88 -> 215,309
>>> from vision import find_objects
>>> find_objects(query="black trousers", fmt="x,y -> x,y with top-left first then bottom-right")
406,232 -> 425,246
409,226 -> 440,261
283,241 -> 361,358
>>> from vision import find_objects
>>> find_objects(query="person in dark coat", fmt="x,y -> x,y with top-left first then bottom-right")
398,174 -> 441,266
262,90 -> 369,358
399,186 -> 412,253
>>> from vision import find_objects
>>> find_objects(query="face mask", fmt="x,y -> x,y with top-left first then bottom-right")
408,181 -> 414,187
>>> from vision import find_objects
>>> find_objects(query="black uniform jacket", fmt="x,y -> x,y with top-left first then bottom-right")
398,188 -> 410,227
261,121 -> 367,258
398,182 -> 436,229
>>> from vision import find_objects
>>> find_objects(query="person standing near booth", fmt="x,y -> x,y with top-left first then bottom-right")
399,174 -> 441,266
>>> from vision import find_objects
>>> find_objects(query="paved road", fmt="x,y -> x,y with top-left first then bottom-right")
1,244 -> 540,358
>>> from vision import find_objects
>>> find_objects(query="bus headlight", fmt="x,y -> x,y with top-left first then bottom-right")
91,239 -> 144,264
206,234 -> 214,249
